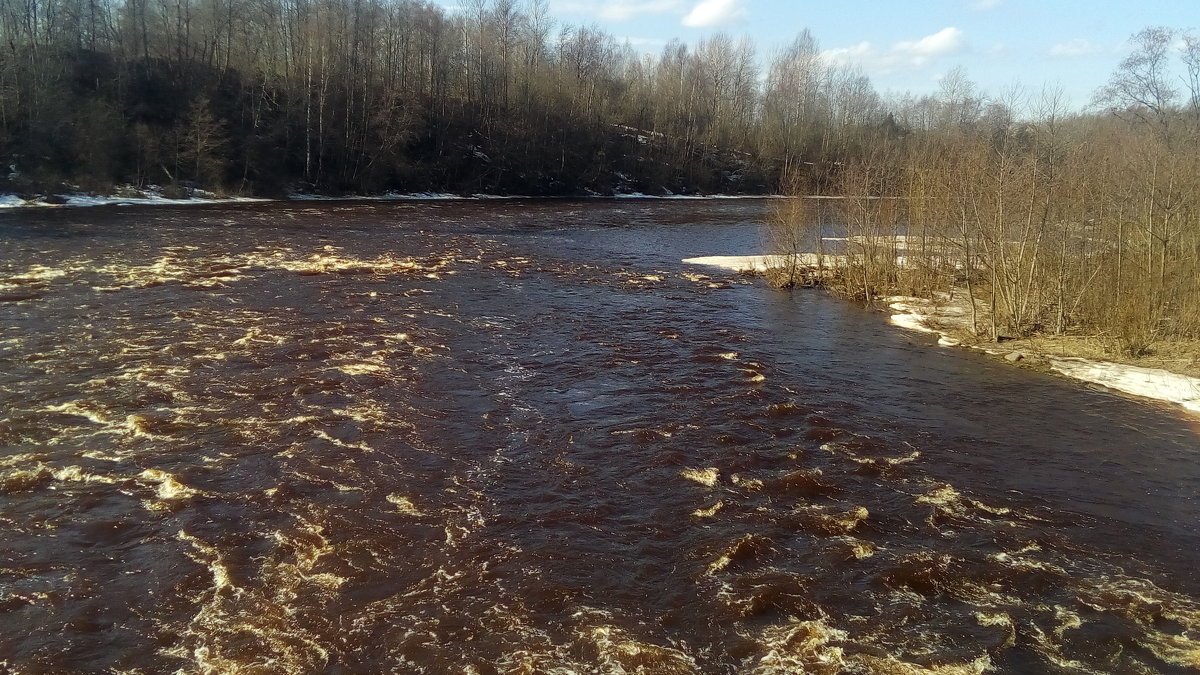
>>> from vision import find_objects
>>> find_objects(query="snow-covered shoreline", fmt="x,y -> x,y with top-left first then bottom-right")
291,192 -> 788,202
681,253 -> 840,274
1046,357 -> 1200,414
0,191 -> 270,209
684,255 -> 1200,417
681,255 -> 777,273
0,190 -> 795,210
882,294 -> 1200,414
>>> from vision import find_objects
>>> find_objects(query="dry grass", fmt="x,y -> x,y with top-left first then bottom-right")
933,319 -> 1200,379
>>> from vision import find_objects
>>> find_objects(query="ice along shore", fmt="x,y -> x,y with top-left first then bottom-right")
683,255 -> 1200,416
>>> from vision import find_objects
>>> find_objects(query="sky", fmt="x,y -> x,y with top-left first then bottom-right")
434,0 -> 1200,111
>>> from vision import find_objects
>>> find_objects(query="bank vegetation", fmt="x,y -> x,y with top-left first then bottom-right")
770,28 -> 1200,364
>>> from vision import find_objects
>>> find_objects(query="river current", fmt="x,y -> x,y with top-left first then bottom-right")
1,199 -> 1198,673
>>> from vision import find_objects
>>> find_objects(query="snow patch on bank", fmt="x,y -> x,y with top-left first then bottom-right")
613,193 -> 787,200
884,295 -> 970,347
0,190 -> 269,208
1047,358 -> 1200,413
288,192 -> 463,201
683,255 -> 776,273
884,294 -> 1200,412
2,189 -> 796,209
683,254 -> 834,274
886,298 -> 941,335
889,295 -> 1200,414
290,192 -> 789,202
687,254 -> 1200,417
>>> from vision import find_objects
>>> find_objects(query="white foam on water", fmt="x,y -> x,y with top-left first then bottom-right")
89,247 -> 457,294
44,401 -> 110,426
0,465 -> 53,493
791,503 -> 869,535
571,607 -> 700,674
331,401 -> 399,428
334,362 -> 389,376
829,536 -> 876,560
168,517 -> 344,673
747,619 -> 994,675
692,501 -> 724,518
611,428 -> 673,439
0,458 -> 122,492
0,263 -> 69,291
916,484 -> 1011,519
681,467 -> 719,487
1076,577 -> 1200,669
443,502 -> 488,547
312,429 -> 375,453
139,469 -> 200,509
821,441 -> 921,466
744,619 -> 848,674
177,530 -> 236,591
50,465 -> 118,484
0,452 -> 47,469
387,494 -> 425,516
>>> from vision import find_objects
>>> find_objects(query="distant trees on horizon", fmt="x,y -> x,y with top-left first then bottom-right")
0,0 -> 883,196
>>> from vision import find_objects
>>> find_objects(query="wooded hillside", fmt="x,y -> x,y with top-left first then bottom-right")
0,0 -> 894,196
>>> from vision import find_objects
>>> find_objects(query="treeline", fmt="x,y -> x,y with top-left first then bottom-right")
0,0 -> 892,196
784,28 -> 1200,354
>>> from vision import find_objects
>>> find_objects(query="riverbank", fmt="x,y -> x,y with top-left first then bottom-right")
684,255 -> 1200,416
0,189 -> 791,209
0,187 -> 270,208
883,294 -> 1200,414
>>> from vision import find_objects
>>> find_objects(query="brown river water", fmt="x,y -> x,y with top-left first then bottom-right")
1,199 -> 1198,673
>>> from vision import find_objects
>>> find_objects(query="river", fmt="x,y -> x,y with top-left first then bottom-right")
1,199 -> 1197,673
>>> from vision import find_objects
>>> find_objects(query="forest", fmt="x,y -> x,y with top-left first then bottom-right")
0,0 -> 890,196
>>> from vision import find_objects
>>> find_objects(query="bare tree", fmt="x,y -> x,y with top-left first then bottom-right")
1095,27 -> 1178,135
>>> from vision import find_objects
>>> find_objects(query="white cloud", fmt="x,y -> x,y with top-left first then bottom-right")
681,0 -> 746,27
549,0 -> 747,26
971,0 -> 1002,9
552,0 -> 683,21
1048,39 -> 1101,58
602,0 -> 683,20
822,27 -> 966,74
897,27 -> 966,62
823,41 -> 875,65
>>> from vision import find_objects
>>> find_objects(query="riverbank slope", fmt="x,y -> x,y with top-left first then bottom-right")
684,255 -> 1200,416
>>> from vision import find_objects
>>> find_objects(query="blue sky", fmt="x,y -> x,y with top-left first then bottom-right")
436,0 -> 1200,111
